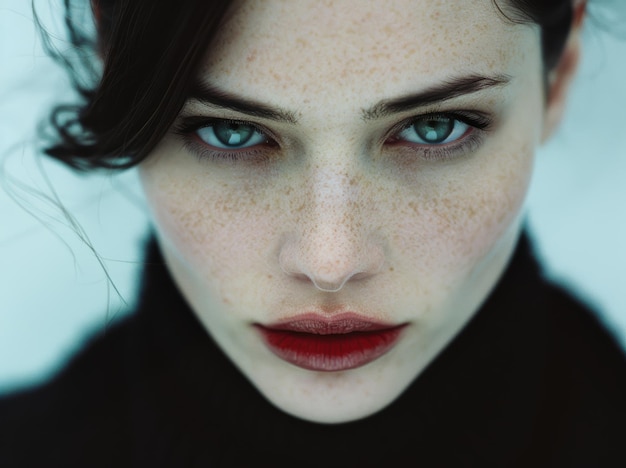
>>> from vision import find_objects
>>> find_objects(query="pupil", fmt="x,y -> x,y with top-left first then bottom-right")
214,122 -> 254,146
414,117 -> 454,143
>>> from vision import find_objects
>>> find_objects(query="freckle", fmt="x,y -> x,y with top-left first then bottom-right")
267,274 -> 273,279
389,267 -> 394,272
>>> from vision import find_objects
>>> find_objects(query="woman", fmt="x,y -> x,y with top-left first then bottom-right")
1,0 -> 625,466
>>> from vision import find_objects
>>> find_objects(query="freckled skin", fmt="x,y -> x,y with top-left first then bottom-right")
139,0 -> 548,423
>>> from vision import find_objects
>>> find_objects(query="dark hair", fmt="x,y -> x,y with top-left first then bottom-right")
42,0 -> 577,171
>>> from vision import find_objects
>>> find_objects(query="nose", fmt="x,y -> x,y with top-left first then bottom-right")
278,165 -> 386,292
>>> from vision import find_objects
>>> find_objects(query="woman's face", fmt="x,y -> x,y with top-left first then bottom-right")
140,0 -> 548,423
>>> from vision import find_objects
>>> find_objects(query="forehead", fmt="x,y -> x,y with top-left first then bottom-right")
201,0 -> 538,110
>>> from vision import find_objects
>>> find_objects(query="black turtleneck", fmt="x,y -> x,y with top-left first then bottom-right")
1,232 -> 626,467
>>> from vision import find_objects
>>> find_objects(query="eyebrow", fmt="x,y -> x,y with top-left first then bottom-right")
362,74 -> 511,120
188,83 -> 299,124
187,73 -> 511,124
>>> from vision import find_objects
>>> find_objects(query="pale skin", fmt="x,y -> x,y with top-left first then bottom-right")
139,0 -> 582,423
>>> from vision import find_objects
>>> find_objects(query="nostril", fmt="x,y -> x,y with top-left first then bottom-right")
311,279 -> 345,293
281,252 -> 362,289
313,270 -> 370,292
349,271 -> 369,281
280,259 -> 349,292
277,232 -> 386,292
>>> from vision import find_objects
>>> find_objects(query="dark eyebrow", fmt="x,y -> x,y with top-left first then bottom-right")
188,83 -> 299,124
362,74 -> 511,120
187,74 -> 510,125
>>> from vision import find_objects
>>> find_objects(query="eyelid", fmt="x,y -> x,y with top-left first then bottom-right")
172,110 -> 494,164
172,115 -> 278,164
382,110 -> 494,162
173,115 -> 278,144
387,110 -> 493,139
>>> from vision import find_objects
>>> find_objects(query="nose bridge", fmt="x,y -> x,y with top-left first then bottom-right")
279,157 -> 385,292
309,163 -> 357,223
305,164 -> 362,265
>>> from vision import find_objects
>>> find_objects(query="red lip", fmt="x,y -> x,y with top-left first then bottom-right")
255,313 -> 407,372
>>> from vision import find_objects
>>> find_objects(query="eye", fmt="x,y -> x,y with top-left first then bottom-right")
195,121 -> 269,149
396,115 -> 470,145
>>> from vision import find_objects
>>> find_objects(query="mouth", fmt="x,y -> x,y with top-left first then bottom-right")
254,313 -> 407,372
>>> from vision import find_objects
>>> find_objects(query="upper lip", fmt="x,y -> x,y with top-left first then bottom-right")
258,312 -> 401,335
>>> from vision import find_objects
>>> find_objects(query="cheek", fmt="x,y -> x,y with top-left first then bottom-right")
139,161 -> 276,286
394,141 -> 534,279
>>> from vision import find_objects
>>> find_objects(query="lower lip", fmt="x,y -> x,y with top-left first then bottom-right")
255,320 -> 406,372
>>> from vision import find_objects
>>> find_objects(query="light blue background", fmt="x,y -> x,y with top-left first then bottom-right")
1,0 -> 625,395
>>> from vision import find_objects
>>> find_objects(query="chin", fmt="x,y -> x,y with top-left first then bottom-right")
242,348 -> 423,424
261,380 -> 407,424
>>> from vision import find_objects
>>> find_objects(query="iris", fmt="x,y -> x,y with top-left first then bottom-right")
413,117 -> 455,144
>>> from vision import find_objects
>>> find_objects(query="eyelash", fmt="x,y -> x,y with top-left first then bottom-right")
172,111 -> 493,165
386,111 -> 492,162
173,117 -> 277,164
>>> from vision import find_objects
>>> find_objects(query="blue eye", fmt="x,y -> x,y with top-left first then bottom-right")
196,121 -> 268,149
397,115 -> 470,145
